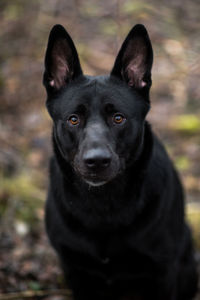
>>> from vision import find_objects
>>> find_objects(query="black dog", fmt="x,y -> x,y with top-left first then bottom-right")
43,24 -> 198,300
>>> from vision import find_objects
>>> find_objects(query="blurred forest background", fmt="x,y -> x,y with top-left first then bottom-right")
0,0 -> 200,298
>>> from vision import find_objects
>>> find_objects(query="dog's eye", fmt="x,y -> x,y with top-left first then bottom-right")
113,113 -> 126,125
68,115 -> 80,126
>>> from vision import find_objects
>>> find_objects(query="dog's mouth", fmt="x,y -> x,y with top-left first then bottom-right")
81,172 -> 111,187
74,166 -> 119,187
84,179 -> 107,187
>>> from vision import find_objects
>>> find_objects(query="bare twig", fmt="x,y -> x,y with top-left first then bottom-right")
0,289 -> 72,300
115,0 -> 122,50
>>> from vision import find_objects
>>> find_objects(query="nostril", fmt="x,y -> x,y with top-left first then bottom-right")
85,157 -> 111,169
83,149 -> 111,169
86,158 -> 96,168
102,158 -> 110,167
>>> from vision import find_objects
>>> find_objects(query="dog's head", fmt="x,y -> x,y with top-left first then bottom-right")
43,24 -> 153,187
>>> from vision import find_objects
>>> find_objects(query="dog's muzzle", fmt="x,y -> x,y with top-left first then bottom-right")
83,148 -> 111,171
74,147 -> 120,187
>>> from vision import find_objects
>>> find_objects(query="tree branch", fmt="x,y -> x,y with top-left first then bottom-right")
0,289 -> 72,300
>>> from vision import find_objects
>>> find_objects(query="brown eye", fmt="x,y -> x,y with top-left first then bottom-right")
113,113 -> 125,125
68,115 -> 80,126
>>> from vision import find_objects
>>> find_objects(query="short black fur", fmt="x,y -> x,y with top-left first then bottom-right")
43,24 -> 198,300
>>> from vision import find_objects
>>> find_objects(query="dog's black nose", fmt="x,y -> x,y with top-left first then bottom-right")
83,149 -> 111,170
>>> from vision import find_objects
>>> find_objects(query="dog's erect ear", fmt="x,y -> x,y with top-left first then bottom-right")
111,24 -> 153,90
43,25 -> 83,91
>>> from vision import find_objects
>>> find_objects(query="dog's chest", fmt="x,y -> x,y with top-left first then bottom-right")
63,231 -> 162,282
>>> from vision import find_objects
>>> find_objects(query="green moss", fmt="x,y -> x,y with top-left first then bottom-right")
186,203 -> 200,250
3,2 -> 24,21
1,172 -> 44,201
28,281 -> 41,291
170,114 -> 200,134
100,21 -> 118,36
122,1 -> 154,14
0,171 -> 45,226
175,156 -> 190,171
81,2 -> 100,17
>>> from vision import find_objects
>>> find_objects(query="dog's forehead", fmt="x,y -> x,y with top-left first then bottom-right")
55,75 -> 148,118
71,76 -> 137,104
83,76 -> 148,116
